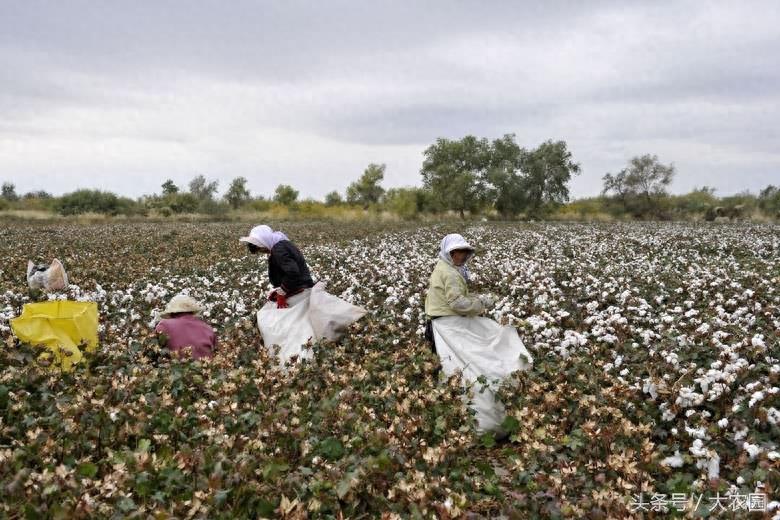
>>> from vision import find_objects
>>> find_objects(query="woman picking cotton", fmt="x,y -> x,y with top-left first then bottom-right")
240,224 -> 315,308
155,294 -> 217,360
424,233 -> 533,436
240,225 -> 366,365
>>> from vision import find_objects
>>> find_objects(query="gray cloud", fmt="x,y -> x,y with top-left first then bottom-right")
0,0 -> 778,199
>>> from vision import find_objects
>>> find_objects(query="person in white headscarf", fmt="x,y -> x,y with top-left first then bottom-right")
240,225 -> 367,366
424,233 -> 494,326
239,225 -> 314,309
423,233 -> 532,436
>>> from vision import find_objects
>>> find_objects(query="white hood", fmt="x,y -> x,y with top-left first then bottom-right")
439,233 -> 475,281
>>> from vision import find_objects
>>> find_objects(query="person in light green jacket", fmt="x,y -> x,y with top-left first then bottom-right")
424,233 -> 494,350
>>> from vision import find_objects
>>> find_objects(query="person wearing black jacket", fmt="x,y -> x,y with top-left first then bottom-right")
239,225 -> 314,308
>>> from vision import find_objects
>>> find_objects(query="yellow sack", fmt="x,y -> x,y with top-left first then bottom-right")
10,301 -> 99,371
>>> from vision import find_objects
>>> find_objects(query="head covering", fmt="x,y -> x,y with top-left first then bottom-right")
239,225 -> 289,250
439,233 -> 475,281
161,294 -> 203,317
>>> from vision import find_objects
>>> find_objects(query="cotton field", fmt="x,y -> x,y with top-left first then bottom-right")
0,221 -> 778,518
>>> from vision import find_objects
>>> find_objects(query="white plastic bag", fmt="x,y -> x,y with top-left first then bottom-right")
432,315 -> 533,433
257,289 -> 314,364
257,282 -> 366,365
27,259 -> 69,291
309,282 -> 367,341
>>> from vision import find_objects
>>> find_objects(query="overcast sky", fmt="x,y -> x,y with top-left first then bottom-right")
1,1 -> 778,200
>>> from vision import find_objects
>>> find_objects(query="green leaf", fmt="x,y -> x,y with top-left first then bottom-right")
76,462 -> 98,479
117,497 -> 137,513
318,437 -> 345,461
480,433 -> 496,449
336,471 -> 358,499
261,461 -> 289,481
256,500 -> 276,517
501,415 -> 520,434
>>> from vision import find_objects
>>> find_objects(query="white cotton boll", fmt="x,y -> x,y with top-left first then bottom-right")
767,408 -> 780,425
685,425 -> 708,440
642,379 -> 658,401
734,427 -> 749,441
690,439 -> 707,457
749,391 -> 765,408
718,418 -> 728,428
768,451 -> 780,461
743,442 -> 762,459
661,451 -> 684,468
752,334 -> 766,349
708,453 -> 720,480
737,476 -> 746,485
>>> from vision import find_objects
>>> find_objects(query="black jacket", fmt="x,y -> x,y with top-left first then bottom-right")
268,240 -> 314,293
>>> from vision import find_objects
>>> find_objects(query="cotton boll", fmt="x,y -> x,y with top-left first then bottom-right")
661,451 -> 684,468
743,442 -> 762,459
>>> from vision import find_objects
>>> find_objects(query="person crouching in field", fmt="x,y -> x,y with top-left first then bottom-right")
155,294 -> 217,360
423,233 -> 532,436
240,225 -> 315,308
424,233 -> 494,350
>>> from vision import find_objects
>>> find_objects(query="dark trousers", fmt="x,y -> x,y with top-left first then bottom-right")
424,317 -> 440,355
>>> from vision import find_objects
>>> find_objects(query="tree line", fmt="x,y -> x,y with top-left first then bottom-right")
2,134 -> 779,220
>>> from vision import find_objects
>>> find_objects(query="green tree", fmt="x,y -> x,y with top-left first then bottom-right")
384,187 -> 429,220
758,185 -> 780,217
188,175 -> 219,201
346,164 -> 386,209
273,184 -> 299,206
420,136 -> 491,218
1,182 -> 19,202
324,191 -> 343,206
225,177 -> 251,209
161,179 -> 179,196
485,134 -> 525,217
519,140 -> 581,218
602,154 -> 675,218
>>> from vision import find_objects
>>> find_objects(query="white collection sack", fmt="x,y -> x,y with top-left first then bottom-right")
432,315 -> 533,433
257,282 -> 367,365
27,259 -> 69,291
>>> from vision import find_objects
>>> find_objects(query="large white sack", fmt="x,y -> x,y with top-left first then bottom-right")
257,289 -> 315,364
309,282 -> 367,341
432,315 -> 533,433
256,283 -> 366,365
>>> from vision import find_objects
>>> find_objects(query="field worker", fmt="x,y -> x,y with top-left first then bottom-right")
155,294 -> 217,360
424,233 -> 494,350
239,225 -> 315,308
423,233 -> 532,436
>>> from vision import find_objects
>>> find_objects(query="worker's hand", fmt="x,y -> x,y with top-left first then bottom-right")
276,293 -> 289,309
478,294 -> 496,310
267,288 -> 286,302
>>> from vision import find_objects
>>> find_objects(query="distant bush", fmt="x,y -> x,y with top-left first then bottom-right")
55,190 -> 142,216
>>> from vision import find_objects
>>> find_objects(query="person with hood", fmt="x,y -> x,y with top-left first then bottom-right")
423,233 -> 533,436
240,224 -> 367,366
239,225 -> 315,309
424,233 -> 494,348
155,294 -> 217,360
